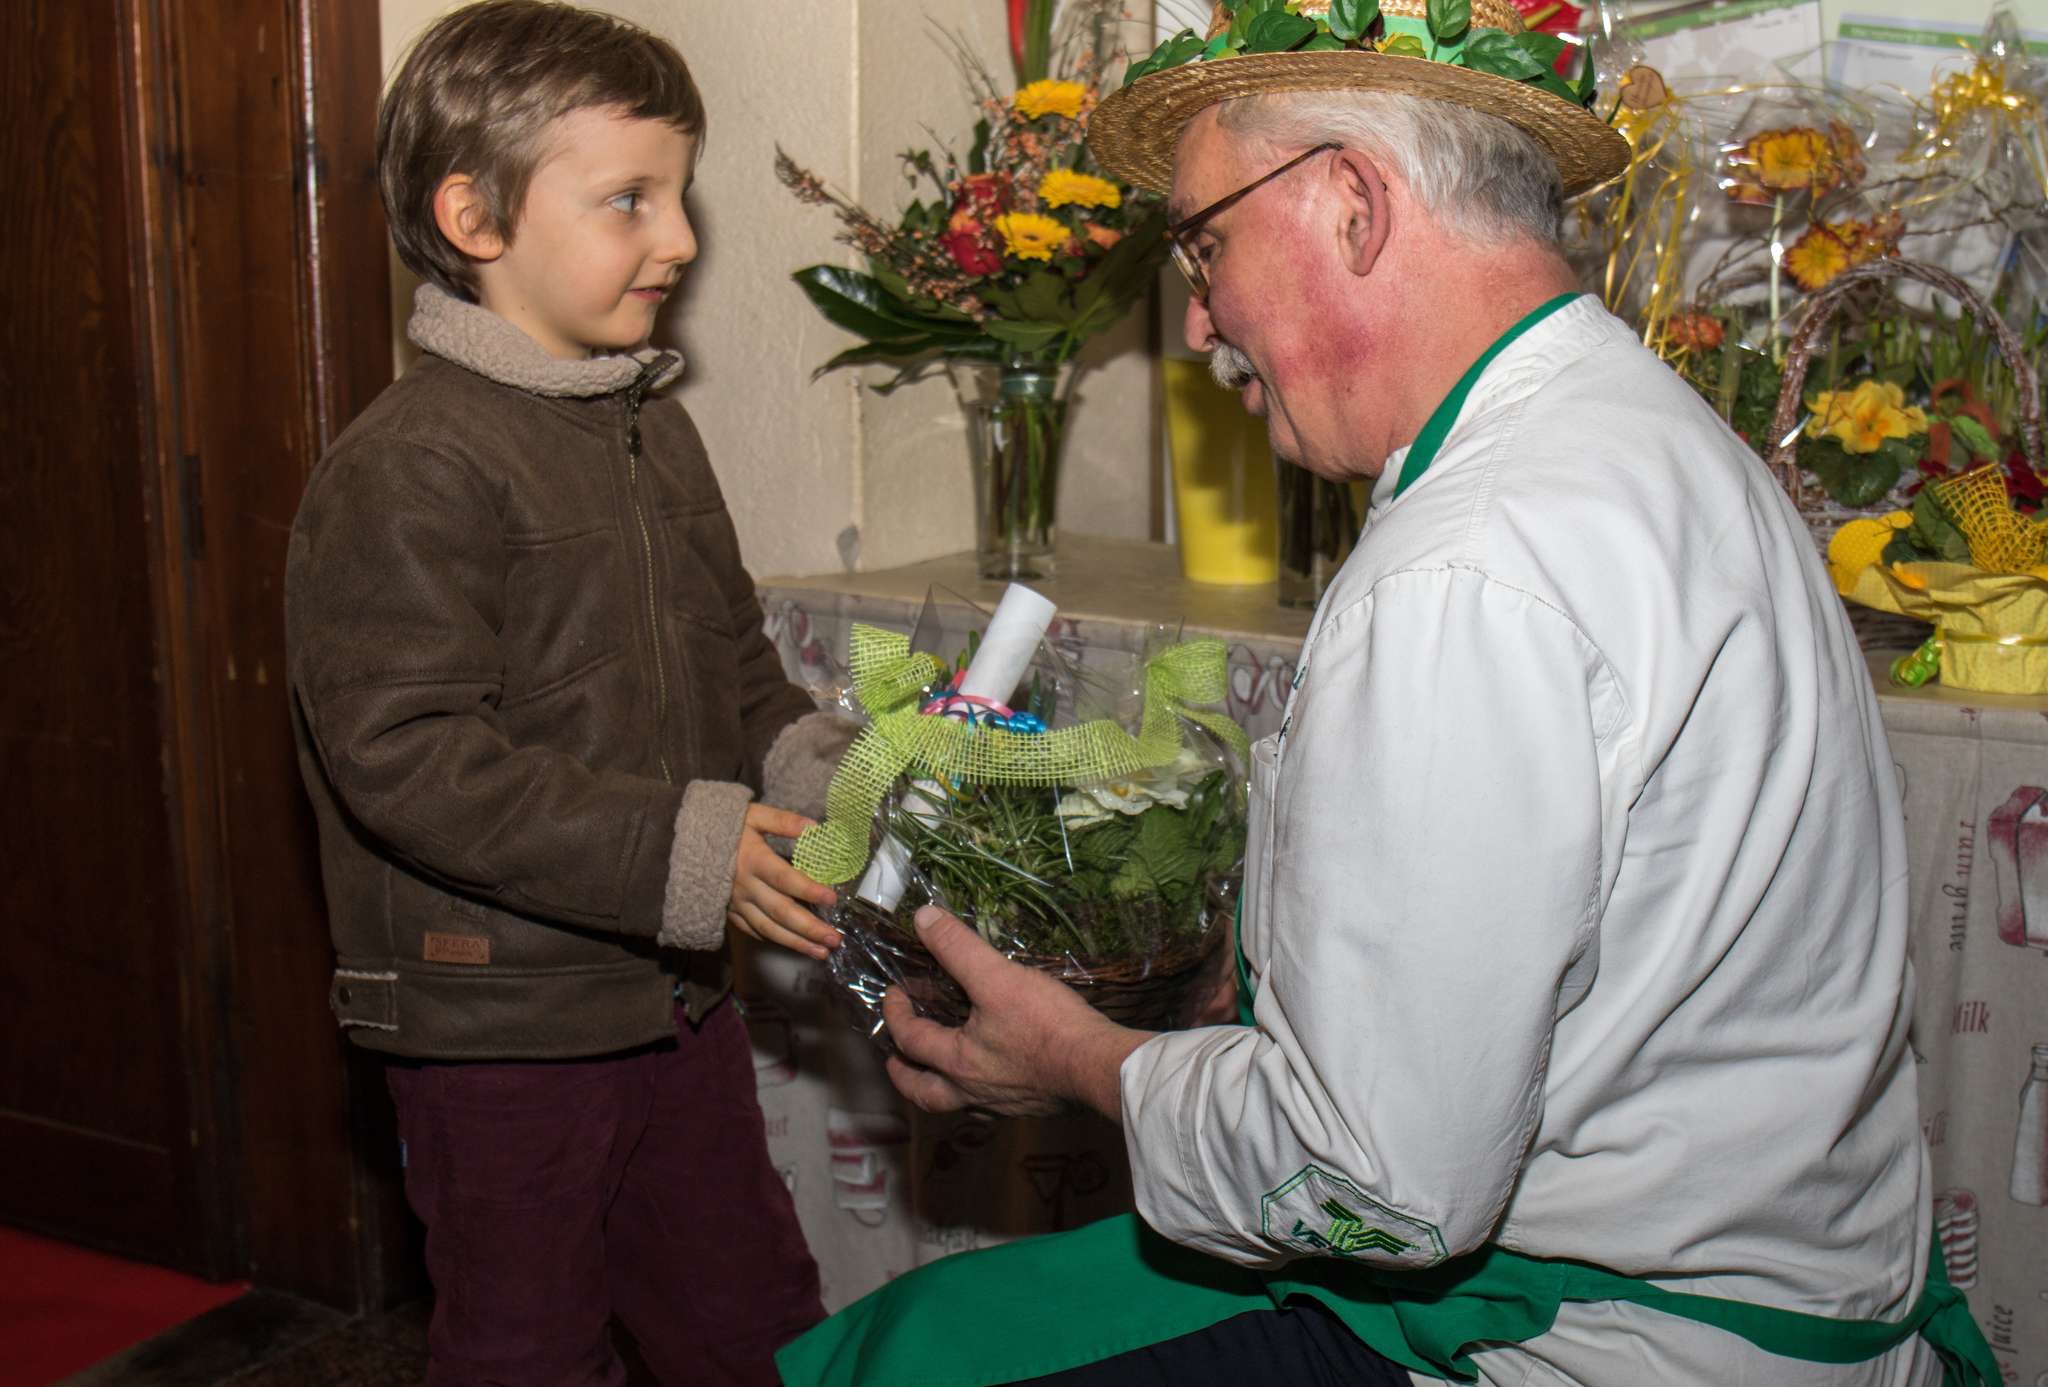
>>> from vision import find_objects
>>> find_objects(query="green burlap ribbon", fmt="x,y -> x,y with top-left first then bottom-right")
792,625 -> 1250,886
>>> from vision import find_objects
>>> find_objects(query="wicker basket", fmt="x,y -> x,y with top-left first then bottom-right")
1765,257 -> 2046,650
828,892 -> 1230,1043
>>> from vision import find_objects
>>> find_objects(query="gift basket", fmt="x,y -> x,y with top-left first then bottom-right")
792,585 -> 1249,1043
1766,255 -> 2047,678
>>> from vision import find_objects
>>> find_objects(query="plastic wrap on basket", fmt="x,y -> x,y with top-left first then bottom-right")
792,587 -> 1248,1051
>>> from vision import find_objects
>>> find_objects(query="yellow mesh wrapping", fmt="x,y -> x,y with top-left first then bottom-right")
792,625 -> 1250,886
1932,465 -> 2048,573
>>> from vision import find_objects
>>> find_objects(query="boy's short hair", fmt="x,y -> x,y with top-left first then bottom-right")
378,0 -> 705,300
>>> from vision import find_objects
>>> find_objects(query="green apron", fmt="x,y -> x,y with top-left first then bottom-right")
778,296 -> 2001,1387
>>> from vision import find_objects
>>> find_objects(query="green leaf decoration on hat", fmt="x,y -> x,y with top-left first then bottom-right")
1122,0 -> 1601,113
1244,10 -> 1318,53
1426,0 -> 1471,45
1328,0 -> 1380,42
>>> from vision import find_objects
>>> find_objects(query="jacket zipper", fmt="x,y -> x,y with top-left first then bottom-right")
623,368 -> 673,784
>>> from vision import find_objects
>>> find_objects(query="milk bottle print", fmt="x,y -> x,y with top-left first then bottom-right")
1988,787 -> 2048,947
2013,1044 -> 2048,1205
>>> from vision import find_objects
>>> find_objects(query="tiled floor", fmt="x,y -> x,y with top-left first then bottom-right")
55,1295 -> 674,1386
57,1292 -> 428,1386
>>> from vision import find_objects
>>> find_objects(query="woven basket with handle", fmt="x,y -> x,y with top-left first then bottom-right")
1765,257 -> 2046,649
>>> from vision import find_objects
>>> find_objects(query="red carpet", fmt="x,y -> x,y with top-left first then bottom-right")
0,1225 -> 247,1386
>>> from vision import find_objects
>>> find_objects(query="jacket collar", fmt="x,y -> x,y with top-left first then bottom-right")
408,283 -> 683,398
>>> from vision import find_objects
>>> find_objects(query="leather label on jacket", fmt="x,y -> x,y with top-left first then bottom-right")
423,932 -> 492,965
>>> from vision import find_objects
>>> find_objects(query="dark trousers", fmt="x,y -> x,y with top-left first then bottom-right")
1015,1304 -> 1412,1387
386,1001 -> 824,1387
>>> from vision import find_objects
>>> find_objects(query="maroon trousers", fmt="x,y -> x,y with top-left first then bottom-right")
386,1001 -> 823,1386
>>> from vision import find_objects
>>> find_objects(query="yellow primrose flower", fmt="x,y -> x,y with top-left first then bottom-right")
1783,223 -> 1852,292
1014,79 -> 1087,121
1744,126 -> 1840,193
1805,380 -> 1929,454
994,211 -> 1069,262
1038,168 -> 1121,210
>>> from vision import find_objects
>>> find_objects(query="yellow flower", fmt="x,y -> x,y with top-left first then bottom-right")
1013,79 -> 1087,121
1744,126 -> 1840,193
1038,168 -> 1121,210
994,211 -> 1069,262
1805,380 -> 1931,454
1784,223 -> 1852,292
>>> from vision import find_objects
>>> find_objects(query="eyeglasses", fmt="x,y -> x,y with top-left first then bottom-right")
1167,142 -> 1342,301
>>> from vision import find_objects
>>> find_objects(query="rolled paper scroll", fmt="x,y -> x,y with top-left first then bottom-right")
854,583 -> 1058,910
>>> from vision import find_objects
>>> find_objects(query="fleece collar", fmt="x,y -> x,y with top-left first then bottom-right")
408,283 -> 683,398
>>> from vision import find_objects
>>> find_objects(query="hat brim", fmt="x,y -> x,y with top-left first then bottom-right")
1089,50 -> 1631,200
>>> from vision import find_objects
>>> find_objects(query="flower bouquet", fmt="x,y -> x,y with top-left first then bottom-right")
776,0 -> 1167,579
791,586 -> 1248,1045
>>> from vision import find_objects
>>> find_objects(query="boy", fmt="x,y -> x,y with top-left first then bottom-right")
284,4 -> 849,1382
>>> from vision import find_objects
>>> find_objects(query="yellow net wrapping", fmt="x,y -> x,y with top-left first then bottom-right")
1931,465 -> 2048,572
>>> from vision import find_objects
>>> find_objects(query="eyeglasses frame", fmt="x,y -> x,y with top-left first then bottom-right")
1166,141 -> 1343,301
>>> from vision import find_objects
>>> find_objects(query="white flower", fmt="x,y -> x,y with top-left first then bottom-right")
1055,747 -> 1213,827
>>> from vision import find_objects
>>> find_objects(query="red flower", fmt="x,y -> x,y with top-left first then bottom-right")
1009,0 -> 1030,77
940,220 -> 1003,276
956,172 -> 1010,218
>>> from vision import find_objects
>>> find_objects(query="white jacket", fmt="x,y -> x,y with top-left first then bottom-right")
1120,297 -> 1938,1385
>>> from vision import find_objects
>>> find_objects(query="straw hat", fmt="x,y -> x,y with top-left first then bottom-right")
1089,0 -> 1629,199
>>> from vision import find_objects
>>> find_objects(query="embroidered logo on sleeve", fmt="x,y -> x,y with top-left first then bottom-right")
1261,1164 -> 1446,1267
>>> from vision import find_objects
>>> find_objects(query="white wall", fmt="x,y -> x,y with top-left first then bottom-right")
379,0 -> 1158,580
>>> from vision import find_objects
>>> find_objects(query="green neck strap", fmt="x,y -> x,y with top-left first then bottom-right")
1393,292 -> 1582,501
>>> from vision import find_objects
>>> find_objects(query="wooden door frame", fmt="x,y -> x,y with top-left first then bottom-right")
120,0 -> 405,1306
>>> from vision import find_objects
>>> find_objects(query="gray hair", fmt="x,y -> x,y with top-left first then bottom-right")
1213,89 -> 1564,248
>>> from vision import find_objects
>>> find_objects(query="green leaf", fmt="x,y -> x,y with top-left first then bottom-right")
1513,31 -> 1568,67
1570,43 -> 1599,106
1015,269 -> 1072,322
1301,33 -> 1345,50
1122,29 -> 1205,86
1802,438 -> 1902,508
1379,34 -> 1427,58
791,266 -> 982,344
1950,414 -> 1999,462
1462,31 -> 1545,80
1243,10 -> 1317,52
969,118 -> 991,174
1328,0 -> 1379,42
985,320 -> 1065,352
1911,486 -> 1975,563
1426,0 -> 1471,43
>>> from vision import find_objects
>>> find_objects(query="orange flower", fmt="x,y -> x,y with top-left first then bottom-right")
1667,312 -> 1724,352
1784,223 -> 1853,291
1082,222 -> 1123,250
1728,126 -> 1845,198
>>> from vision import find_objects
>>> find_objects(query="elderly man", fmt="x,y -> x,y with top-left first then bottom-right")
778,4 -> 1996,1385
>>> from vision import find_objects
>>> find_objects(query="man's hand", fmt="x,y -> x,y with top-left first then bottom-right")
883,905 -> 1152,1121
727,804 -> 842,961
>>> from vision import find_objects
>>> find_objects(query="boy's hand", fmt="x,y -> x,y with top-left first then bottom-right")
727,805 -> 842,961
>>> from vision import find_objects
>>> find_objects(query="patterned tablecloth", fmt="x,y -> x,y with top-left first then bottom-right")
741,540 -> 2048,1381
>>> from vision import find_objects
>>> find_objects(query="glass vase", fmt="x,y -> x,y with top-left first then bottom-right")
967,364 -> 1070,581
1274,461 -> 1363,609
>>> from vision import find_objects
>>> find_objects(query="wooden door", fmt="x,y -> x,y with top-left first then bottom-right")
0,0 -> 203,1272
0,0 -> 406,1307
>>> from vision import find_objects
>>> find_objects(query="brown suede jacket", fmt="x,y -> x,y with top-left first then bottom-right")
285,285 -> 853,1060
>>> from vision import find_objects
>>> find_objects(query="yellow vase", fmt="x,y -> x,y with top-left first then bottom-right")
1162,358 -> 1280,585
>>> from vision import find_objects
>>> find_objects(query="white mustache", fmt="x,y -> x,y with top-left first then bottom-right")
1210,342 -> 1257,391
